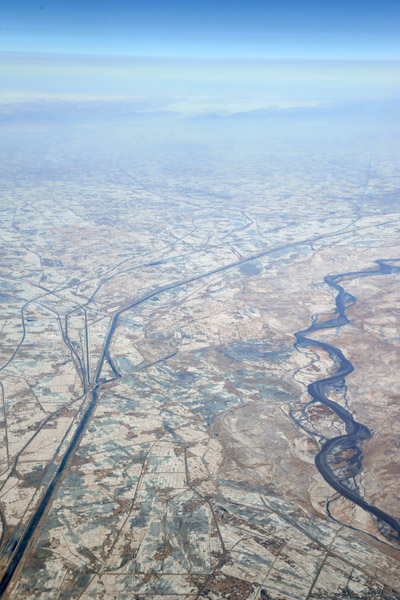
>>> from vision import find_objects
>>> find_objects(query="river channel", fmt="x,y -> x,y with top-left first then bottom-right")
293,259 -> 400,544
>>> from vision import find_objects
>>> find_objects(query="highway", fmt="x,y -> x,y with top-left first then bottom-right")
1,238 -> 399,596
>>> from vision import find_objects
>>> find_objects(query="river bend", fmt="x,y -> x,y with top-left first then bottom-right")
293,259 -> 400,544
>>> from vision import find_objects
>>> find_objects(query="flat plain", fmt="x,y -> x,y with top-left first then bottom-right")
0,106 -> 399,599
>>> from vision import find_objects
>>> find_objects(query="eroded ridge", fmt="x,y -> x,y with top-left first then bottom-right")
293,259 -> 400,545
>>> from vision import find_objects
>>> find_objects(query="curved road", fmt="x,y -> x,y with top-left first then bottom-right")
0,233 -> 343,597
1,246 -> 399,596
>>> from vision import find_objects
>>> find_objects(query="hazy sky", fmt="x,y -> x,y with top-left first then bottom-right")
1,1 -> 399,112
2,0 -> 400,59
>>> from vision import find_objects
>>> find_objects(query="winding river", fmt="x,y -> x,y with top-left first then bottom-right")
1,252 -> 399,596
293,259 -> 400,544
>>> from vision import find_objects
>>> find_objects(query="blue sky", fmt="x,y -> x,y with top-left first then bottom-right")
1,1 -> 399,110
2,0 -> 400,59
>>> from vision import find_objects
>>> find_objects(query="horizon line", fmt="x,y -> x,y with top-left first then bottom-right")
2,50 -> 400,63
